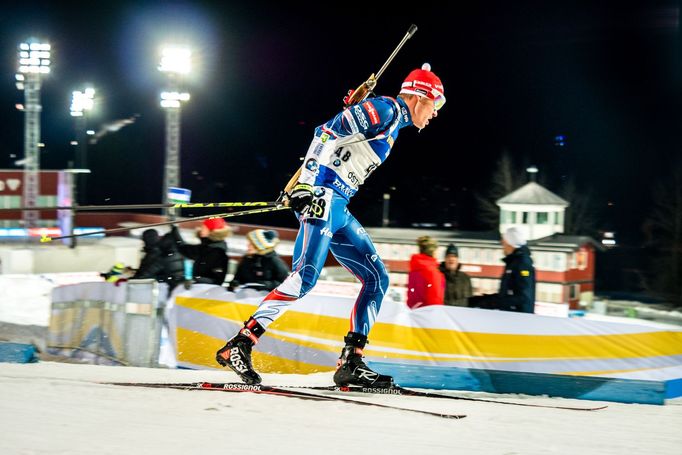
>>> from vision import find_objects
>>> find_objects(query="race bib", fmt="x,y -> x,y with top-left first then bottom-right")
305,186 -> 333,221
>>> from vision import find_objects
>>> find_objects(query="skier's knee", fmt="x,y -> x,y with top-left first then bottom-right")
276,269 -> 318,299
362,262 -> 389,293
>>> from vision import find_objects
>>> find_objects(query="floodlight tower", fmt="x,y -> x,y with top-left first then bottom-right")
70,87 -> 95,204
16,40 -> 50,229
158,46 -> 191,218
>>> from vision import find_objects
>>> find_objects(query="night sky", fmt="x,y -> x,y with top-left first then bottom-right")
0,1 -> 680,243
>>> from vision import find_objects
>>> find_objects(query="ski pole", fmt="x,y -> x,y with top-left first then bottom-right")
0,201 -> 278,212
39,204 -> 290,243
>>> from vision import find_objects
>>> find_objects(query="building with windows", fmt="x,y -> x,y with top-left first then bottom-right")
0,170 -> 64,228
362,182 -> 602,310
497,182 -> 569,240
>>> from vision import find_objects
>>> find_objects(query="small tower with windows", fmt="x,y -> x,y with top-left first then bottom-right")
496,182 -> 569,241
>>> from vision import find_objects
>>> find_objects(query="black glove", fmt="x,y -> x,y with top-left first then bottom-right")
289,183 -> 313,213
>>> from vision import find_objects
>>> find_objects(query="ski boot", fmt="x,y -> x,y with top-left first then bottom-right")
216,318 -> 264,385
333,332 -> 394,388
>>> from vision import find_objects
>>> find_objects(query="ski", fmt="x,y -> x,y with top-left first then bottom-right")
109,381 -> 606,412
301,385 -> 608,411
106,382 -> 466,419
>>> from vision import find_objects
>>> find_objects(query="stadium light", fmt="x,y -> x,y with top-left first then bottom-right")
17,39 -> 51,229
69,87 -> 96,205
159,45 -> 191,219
70,88 -> 95,117
159,46 -> 191,74
18,42 -> 51,74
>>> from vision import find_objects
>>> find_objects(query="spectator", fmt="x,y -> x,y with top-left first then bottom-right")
157,231 -> 188,291
406,236 -> 445,309
133,228 -> 186,294
229,229 -> 290,292
170,218 -> 230,285
468,227 -> 536,313
132,229 -> 162,279
439,244 -> 472,307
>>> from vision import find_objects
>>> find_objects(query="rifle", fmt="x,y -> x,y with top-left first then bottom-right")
279,24 -> 418,202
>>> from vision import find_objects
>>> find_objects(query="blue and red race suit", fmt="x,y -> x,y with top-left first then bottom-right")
252,96 -> 413,336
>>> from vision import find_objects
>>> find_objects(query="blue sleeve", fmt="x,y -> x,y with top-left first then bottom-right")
322,97 -> 397,138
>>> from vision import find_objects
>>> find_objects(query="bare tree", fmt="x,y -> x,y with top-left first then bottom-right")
643,160 -> 682,307
474,149 -> 526,229
558,178 -> 598,236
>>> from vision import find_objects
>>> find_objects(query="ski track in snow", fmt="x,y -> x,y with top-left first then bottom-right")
0,362 -> 681,455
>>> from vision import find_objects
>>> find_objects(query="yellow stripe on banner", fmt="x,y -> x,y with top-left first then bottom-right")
176,327 -> 333,373
176,296 -> 346,343
176,297 -> 256,323
176,296 -> 682,360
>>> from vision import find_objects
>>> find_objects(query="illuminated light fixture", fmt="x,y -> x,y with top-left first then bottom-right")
160,91 -> 190,108
70,88 -> 95,117
158,46 -> 191,74
18,41 -> 50,74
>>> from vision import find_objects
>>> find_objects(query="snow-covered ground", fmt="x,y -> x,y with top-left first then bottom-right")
1,362 -> 681,455
1,273 -> 682,454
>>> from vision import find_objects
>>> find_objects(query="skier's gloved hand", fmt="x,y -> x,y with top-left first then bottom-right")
289,183 -> 313,213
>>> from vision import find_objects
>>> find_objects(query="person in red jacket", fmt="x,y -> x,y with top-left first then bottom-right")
406,236 -> 445,309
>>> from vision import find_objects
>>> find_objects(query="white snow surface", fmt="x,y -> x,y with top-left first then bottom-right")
0,362 -> 681,455
1,273 -> 682,454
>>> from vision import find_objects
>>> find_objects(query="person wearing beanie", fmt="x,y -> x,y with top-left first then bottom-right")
469,227 -> 536,313
407,236 -> 445,309
217,62 -> 445,387
169,217 -> 230,286
439,243 -> 473,307
228,229 -> 290,292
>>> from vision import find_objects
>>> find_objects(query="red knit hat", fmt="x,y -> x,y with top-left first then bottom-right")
203,217 -> 226,231
400,63 -> 445,110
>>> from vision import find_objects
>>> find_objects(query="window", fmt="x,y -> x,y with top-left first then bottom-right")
569,253 -> 577,269
569,284 -> 580,300
535,252 -> 547,269
553,254 -> 567,271
501,210 -> 517,223
522,212 -> 529,223
0,196 -> 22,208
537,212 -> 548,224
577,250 -> 588,270
37,195 -> 57,207
485,248 -> 495,264
537,283 -> 564,303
